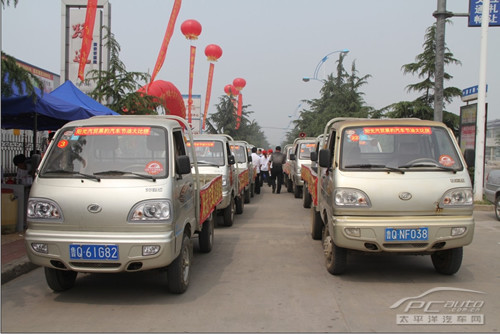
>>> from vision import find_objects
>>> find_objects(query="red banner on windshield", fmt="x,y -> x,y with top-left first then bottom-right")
74,127 -> 151,136
363,127 -> 432,135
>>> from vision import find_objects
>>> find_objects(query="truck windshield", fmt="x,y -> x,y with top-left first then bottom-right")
340,125 -> 464,171
231,144 -> 247,163
189,140 -> 225,166
39,126 -> 168,179
299,142 -> 316,160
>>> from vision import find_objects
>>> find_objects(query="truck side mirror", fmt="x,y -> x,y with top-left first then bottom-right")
310,151 -> 317,162
228,155 -> 236,165
289,154 -> 296,161
318,149 -> 331,168
463,149 -> 475,168
176,155 -> 191,175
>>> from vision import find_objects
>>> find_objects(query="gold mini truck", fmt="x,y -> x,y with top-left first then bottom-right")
25,115 -> 222,294
312,118 -> 475,275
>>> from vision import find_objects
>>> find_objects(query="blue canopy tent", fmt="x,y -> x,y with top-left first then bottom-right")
49,80 -> 117,117
2,78 -> 118,151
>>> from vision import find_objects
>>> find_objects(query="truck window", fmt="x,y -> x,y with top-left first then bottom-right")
340,126 -> 464,171
299,143 -> 316,160
230,145 -> 247,163
190,140 -> 225,166
40,126 -> 168,178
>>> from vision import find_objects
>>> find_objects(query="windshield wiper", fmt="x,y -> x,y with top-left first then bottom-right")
93,170 -> 157,181
398,163 -> 457,173
196,160 -> 221,167
44,170 -> 101,182
344,164 -> 405,174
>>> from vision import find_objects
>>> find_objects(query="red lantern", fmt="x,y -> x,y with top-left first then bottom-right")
233,78 -> 246,91
224,84 -> 239,96
205,44 -> 223,62
180,19 -> 202,40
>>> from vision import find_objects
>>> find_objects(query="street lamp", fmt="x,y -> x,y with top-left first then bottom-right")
302,49 -> 349,82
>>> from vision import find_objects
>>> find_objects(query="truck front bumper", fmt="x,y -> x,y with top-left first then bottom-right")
25,229 -> 176,273
330,215 -> 474,253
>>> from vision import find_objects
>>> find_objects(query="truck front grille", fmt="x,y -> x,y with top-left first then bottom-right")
70,262 -> 121,269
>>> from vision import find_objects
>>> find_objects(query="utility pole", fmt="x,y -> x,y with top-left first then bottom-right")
433,0 -> 452,122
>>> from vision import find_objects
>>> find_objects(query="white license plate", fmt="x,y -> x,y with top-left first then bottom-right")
69,244 -> 119,260
385,227 -> 429,241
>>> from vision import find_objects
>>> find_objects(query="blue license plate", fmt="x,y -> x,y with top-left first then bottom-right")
385,227 -> 429,241
69,244 -> 119,260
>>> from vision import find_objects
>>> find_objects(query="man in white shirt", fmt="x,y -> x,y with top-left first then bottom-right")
250,147 -> 261,194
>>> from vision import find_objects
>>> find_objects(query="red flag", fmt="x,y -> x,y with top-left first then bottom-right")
151,0 -> 182,83
188,45 -> 196,124
202,63 -> 214,130
236,93 -> 243,130
78,0 -> 98,81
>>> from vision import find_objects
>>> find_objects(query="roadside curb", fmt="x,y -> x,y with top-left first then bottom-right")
474,204 -> 494,211
1,255 -> 39,285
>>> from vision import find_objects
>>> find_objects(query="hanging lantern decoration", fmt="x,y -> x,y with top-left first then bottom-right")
181,19 -> 202,126
232,78 -> 246,130
202,44 -> 223,130
224,84 -> 239,96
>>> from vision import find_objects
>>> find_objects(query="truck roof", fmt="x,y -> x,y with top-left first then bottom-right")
59,115 -> 185,129
323,117 -> 448,135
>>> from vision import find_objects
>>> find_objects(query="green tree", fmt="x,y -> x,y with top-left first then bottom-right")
206,95 -> 270,148
378,22 -> 461,133
1,52 -> 44,99
1,0 -> 18,8
85,28 -> 160,115
290,54 -> 372,139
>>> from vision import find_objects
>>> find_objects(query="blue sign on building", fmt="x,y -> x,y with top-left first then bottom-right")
469,0 -> 500,27
462,84 -> 488,102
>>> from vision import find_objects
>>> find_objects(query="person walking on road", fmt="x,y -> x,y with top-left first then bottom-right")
269,146 -> 286,194
259,150 -> 270,187
251,147 -> 261,194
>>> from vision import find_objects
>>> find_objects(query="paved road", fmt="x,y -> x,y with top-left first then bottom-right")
2,185 -> 499,332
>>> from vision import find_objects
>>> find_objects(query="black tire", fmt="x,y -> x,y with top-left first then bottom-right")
287,178 -> 293,193
495,196 -> 500,221
311,209 -> 323,240
431,247 -> 463,275
167,233 -> 192,294
324,229 -> 347,275
244,187 -> 251,204
235,195 -> 244,214
198,214 -> 214,253
222,196 -> 235,227
294,183 -> 302,199
303,183 -> 312,208
44,267 -> 77,292
250,182 -> 255,198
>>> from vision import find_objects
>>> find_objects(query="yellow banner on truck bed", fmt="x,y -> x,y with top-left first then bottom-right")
301,165 -> 318,206
199,175 -> 223,223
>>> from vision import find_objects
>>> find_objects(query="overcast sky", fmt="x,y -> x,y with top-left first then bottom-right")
2,0 -> 499,146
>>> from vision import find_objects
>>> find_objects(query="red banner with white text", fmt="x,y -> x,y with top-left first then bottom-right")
78,0 -> 98,81
150,0 -> 182,83
202,63 -> 214,130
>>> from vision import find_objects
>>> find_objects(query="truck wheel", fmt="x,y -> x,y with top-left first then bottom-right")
303,183 -> 312,208
44,267 -> 77,292
294,184 -> 302,198
235,195 -> 244,214
244,187 -> 251,203
311,209 -> 323,240
250,183 -> 255,198
198,214 -> 214,253
431,247 -> 463,275
495,196 -> 500,221
167,233 -> 192,294
323,230 -> 347,275
222,196 -> 235,227
287,178 -> 293,193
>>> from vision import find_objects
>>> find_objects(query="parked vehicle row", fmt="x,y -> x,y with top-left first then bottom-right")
297,117 -> 476,276
24,116 -> 258,294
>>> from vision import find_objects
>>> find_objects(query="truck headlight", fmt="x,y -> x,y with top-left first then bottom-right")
440,188 -> 473,207
27,198 -> 63,221
128,200 -> 172,222
334,188 -> 371,207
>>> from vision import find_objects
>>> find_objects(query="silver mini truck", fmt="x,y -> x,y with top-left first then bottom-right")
25,115 -> 222,293
313,118 -> 475,275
